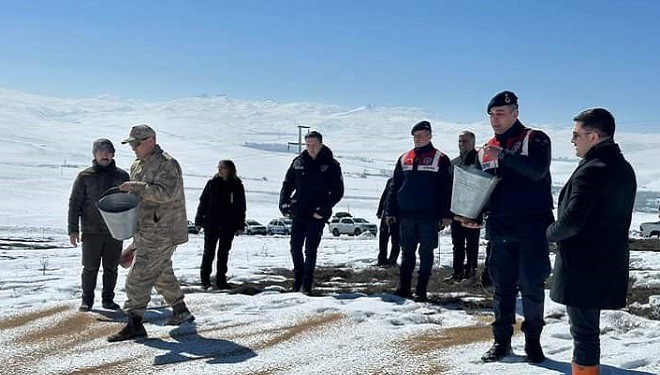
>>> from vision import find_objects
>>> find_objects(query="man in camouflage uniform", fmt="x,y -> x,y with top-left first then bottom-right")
108,124 -> 194,342
68,138 -> 129,311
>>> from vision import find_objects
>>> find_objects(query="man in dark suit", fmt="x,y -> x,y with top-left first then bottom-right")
547,108 -> 636,375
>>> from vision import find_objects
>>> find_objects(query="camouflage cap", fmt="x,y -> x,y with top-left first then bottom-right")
122,124 -> 156,144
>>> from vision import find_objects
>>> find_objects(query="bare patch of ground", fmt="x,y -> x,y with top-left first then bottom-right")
0,304 -> 68,330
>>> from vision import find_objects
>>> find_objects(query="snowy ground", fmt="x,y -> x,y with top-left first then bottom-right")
1,88 -> 659,374
1,230 -> 659,375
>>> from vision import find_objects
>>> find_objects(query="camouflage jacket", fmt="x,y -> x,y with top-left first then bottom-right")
68,160 -> 129,235
128,145 -> 188,247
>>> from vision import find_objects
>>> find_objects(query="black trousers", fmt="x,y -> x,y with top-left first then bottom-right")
378,217 -> 400,264
81,233 -> 122,304
489,235 -> 551,344
567,306 -> 601,366
399,218 -> 438,295
450,221 -> 480,277
290,218 -> 326,292
200,227 -> 236,286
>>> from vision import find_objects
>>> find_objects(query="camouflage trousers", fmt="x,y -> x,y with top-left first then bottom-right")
123,243 -> 185,317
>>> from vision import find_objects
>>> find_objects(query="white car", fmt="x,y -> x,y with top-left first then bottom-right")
267,218 -> 293,235
244,219 -> 267,235
328,217 -> 377,236
640,221 -> 660,238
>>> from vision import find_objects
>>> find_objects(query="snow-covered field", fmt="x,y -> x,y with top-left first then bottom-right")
1,88 -> 659,374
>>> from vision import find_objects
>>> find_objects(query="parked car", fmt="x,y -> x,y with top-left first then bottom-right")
244,219 -> 267,235
332,211 -> 353,219
267,218 -> 293,235
187,220 -> 199,234
328,217 -> 377,236
640,221 -> 660,238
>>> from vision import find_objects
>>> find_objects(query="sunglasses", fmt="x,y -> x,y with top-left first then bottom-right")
129,137 -> 150,148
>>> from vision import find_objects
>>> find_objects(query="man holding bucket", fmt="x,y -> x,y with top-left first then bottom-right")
107,124 -> 194,342
455,91 -> 554,364
68,138 -> 129,312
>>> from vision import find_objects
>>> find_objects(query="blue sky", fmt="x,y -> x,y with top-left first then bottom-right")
1,0 -> 659,130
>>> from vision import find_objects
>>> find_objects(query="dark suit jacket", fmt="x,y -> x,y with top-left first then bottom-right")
547,140 -> 636,309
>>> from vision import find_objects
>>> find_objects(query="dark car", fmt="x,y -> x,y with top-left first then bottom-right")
187,220 -> 200,234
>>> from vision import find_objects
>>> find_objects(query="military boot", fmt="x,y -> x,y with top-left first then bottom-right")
481,342 -> 512,362
394,273 -> 412,298
107,314 -> 147,342
525,333 -> 546,363
414,277 -> 429,302
166,302 -> 195,325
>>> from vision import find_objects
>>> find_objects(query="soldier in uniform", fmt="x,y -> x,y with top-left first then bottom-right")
68,138 -> 129,311
386,121 -> 453,302
455,91 -> 554,363
108,124 -> 194,342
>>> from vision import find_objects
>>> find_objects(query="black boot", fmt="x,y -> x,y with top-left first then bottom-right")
481,342 -> 512,362
525,334 -> 545,363
216,275 -> 231,290
166,302 -> 195,325
79,299 -> 93,312
394,273 -> 412,298
480,269 -> 492,287
107,314 -> 147,342
102,299 -> 121,310
414,277 -> 429,302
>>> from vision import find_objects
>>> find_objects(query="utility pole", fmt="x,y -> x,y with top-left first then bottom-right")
287,125 -> 310,154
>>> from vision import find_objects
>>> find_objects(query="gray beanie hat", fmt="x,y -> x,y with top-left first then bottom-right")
92,138 -> 116,154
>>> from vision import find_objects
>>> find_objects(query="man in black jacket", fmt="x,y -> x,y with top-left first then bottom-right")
447,130 -> 481,282
547,108 -> 636,375
456,91 -> 554,363
68,138 -> 129,311
279,131 -> 344,295
376,178 -> 400,267
386,121 -> 453,302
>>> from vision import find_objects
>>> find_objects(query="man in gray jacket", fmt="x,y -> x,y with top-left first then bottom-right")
68,138 -> 129,311
108,124 -> 194,342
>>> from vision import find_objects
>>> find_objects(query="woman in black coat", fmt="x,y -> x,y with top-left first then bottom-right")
195,160 -> 246,289
546,108 -> 636,374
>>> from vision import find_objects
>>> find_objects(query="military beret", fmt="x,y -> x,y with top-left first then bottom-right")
487,91 -> 518,113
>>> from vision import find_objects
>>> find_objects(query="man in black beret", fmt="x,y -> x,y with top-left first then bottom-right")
455,91 -> 554,364
385,120 -> 453,302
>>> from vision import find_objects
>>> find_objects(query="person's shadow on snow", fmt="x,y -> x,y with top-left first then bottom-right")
537,358 -> 656,375
142,324 -> 257,365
